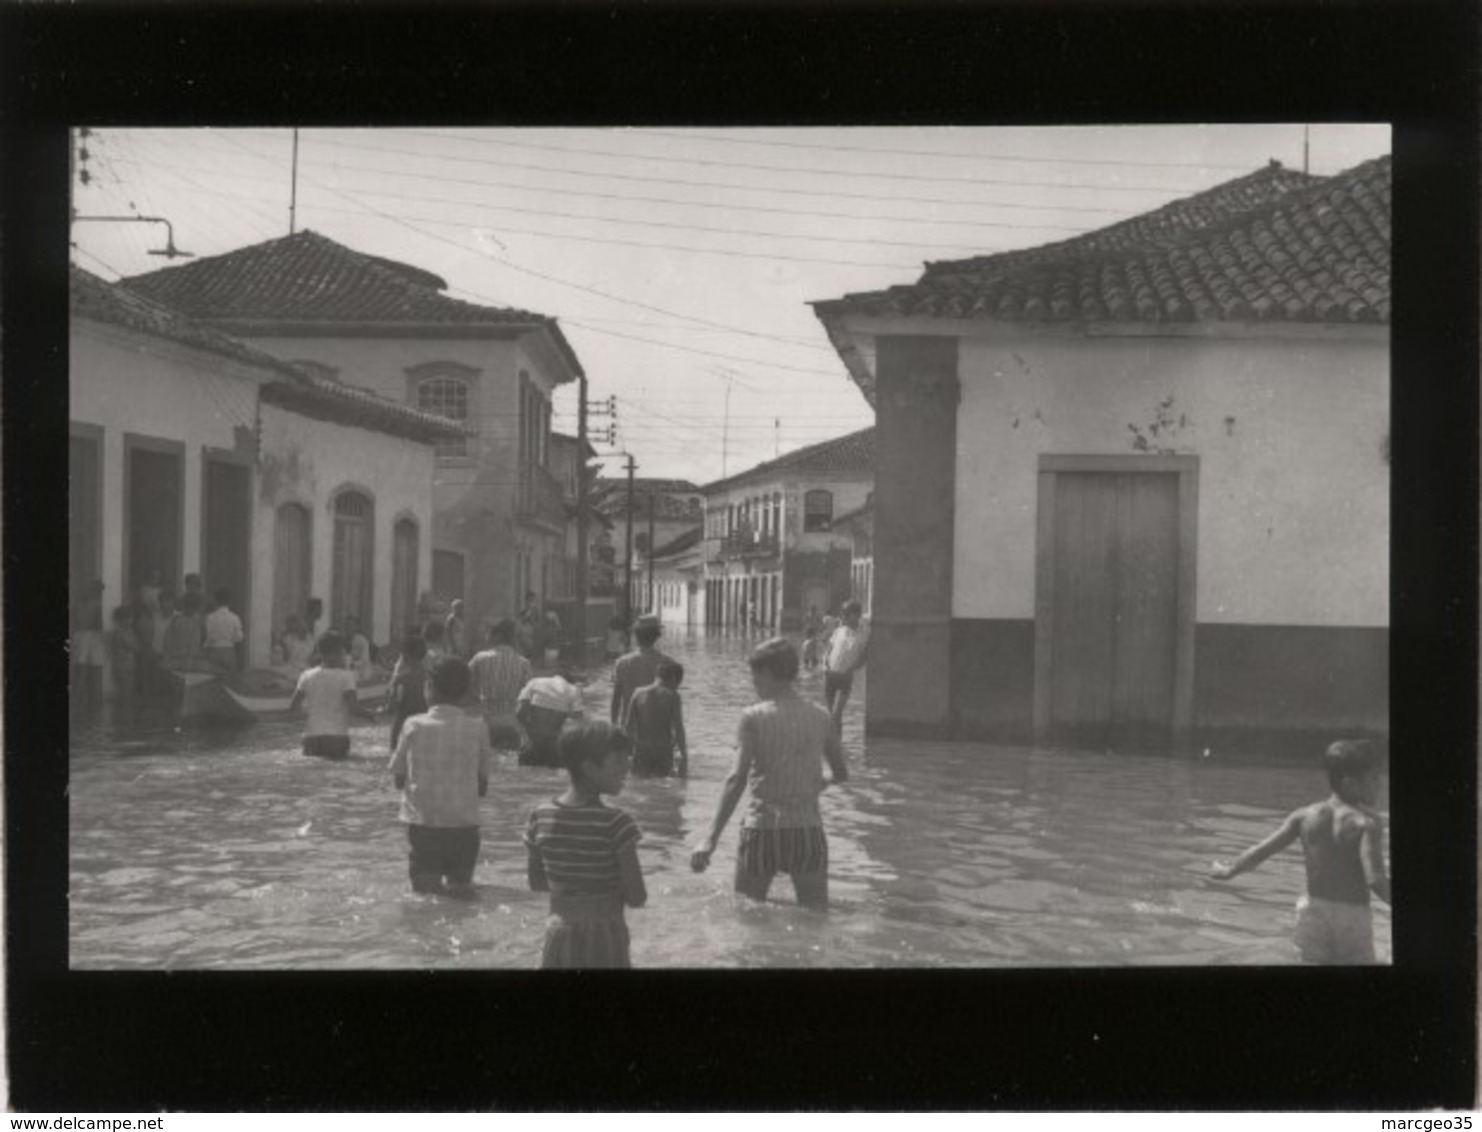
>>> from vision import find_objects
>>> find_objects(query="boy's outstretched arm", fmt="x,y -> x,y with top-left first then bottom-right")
674,700 -> 689,777
1361,814 -> 1391,904
616,843 -> 647,908
1212,810 -> 1303,879
690,729 -> 754,872
526,844 -> 549,893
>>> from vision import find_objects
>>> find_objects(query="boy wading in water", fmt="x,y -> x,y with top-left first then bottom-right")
290,631 -> 364,760
524,721 -> 646,968
691,638 -> 849,910
1212,739 -> 1390,964
388,656 -> 492,900
626,660 -> 689,778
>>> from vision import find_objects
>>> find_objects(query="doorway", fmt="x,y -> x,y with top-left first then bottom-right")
391,518 -> 420,639
273,502 -> 312,637
1033,455 -> 1197,750
331,490 -> 374,634
203,455 -> 252,627
125,438 -> 184,598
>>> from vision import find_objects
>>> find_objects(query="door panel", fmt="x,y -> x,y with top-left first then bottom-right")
391,520 -> 419,638
273,503 -> 311,634
433,549 -> 465,605
128,446 -> 182,596
204,459 -> 251,624
1049,471 -> 1178,747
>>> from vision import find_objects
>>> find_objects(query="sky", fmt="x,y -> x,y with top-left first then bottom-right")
70,124 -> 1390,485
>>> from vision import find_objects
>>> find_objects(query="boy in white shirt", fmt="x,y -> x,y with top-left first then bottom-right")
822,600 -> 868,737
289,631 -> 363,760
203,587 -> 245,674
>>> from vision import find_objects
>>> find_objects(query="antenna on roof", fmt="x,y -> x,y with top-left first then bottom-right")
1303,125 -> 1310,175
289,128 -> 299,235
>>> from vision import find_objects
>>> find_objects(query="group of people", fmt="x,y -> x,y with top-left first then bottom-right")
70,571 -> 246,715
279,598 -> 872,969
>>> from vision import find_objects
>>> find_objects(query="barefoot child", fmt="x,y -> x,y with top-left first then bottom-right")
388,656 -> 492,899
524,721 -> 645,968
690,637 -> 849,910
626,660 -> 689,778
1212,738 -> 1390,964
289,631 -> 363,760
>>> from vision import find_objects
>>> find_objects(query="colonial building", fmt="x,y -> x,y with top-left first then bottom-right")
814,157 -> 1390,752
640,527 -> 706,629
122,230 -> 585,640
831,496 -> 875,618
700,428 -> 874,631
70,266 -> 465,670
592,477 -> 704,612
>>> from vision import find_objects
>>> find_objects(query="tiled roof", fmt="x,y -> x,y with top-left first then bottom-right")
121,229 -> 584,378
703,427 -> 875,494
594,490 -> 704,521
650,526 -> 704,560
815,157 -> 1390,327
72,265 -> 469,444
594,476 -> 702,496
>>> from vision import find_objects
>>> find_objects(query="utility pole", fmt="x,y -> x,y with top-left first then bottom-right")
623,454 -> 636,624
289,128 -> 300,235
646,490 -> 657,613
575,373 -> 590,665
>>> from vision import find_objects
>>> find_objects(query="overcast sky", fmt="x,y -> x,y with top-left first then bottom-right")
71,124 -> 1390,485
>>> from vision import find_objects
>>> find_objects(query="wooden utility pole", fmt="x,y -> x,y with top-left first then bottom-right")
575,373 -> 590,664
623,454 -> 636,624
290,129 -> 300,235
646,490 -> 657,612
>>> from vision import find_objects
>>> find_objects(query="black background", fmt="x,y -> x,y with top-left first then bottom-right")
2,0 -> 1477,1112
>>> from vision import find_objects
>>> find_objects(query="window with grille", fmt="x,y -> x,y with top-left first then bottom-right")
804,489 -> 833,532
417,377 -> 469,460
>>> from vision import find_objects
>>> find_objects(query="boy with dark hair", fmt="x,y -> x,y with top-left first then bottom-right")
385,634 -> 429,749
389,656 -> 493,899
469,618 -> 533,750
524,720 -> 645,967
822,599 -> 868,736
691,637 -> 849,910
204,586 -> 245,673
289,631 -> 364,760
1213,738 -> 1390,964
626,660 -> 689,778
610,615 -> 671,731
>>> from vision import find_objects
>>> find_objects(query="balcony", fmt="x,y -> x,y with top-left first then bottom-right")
712,530 -> 781,560
516,464 -> 566,531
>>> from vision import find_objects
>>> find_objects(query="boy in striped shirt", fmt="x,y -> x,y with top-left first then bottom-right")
691,637 -> 849,910
388,656 -> 492,900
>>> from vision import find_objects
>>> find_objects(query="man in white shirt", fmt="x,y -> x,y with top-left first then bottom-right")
516,668 -> 585,767
203,587 -> 245,674
822,600 -> 868,737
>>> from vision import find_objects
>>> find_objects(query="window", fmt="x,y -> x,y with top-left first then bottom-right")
635,533 -> 651,554
804,489 -> 834,532
417,376 -> 469,460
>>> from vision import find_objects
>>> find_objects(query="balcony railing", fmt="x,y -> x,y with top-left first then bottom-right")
516,464 -> 566,529
712,531 -> 781,559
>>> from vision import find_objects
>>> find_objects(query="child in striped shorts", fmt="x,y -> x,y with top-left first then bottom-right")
690,637 -> 849,910
524,721 -> 646,968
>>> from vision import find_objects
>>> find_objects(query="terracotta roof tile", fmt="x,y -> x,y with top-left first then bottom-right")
703,427 -> 874,494
121,229 -> 584,377
816,157 -> 1389,328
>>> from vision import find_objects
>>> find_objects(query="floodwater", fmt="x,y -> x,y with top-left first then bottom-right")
69,632 -> 1391,969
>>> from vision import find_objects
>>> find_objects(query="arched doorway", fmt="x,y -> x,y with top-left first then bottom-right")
272,502 -> 312,636
331,490 -> 374,634
391,517 -> 419,640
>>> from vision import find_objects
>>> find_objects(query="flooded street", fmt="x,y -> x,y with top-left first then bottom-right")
69,632 -> 1390,969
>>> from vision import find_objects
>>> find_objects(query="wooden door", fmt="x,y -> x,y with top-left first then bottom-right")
70,433 -> 102,599
433,549 -> 465,606
1046,470 -> 1181,749
391,519 -> 419,638
203,458 -> 252,625
127,444 -> 182,596
332,492 -> 373,633
272,503 -> 311,635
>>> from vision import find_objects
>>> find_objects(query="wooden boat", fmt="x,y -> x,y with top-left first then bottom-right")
176,665 -> 388,723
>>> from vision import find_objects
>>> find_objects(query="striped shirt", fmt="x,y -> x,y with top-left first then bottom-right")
737,690 -> 841,830
469,646 -> 532,718
388,704 -> 494,827
524,799 -> 641,897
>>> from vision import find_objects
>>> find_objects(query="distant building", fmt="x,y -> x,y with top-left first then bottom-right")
123,230 -> 585,640
639,527 -> 706,629
700,429 -> 874,631
69,266 -> 465,672
593,477 -> 704,613
548,431 -> 615,646
831,496 -> 874,618
815,157 -> 1390,751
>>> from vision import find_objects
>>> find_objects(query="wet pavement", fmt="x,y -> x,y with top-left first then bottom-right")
69,630 -> 1391,968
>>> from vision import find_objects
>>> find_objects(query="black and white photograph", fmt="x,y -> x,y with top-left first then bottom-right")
66,124 -> 1396,972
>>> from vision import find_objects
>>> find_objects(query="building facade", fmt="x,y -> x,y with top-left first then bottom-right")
123,231 -> 585,641
70,266 -> 462,672
832,498 -> 875,618
699,429 -> 874,632
593,477 -> 704,614
814,157 -> 1391,752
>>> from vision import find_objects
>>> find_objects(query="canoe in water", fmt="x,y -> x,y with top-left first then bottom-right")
177,667 -> 387,722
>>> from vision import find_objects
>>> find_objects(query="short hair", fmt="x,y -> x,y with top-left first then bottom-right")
489,618 -> 517,645
317,631 -> 346,656
214,586 -> 232,604
1324,739 -> 1381,789
422,620 -> 446,643
748,637 -> 799,683
401,634 -> 428,661
634,623 -> 661,647
427,656 -> 471,703
842,599 -> 863,615
657,660 -> 684,686
558,719 -> 630,778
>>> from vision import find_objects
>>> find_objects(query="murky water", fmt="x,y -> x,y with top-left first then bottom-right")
69,632 -> 1390,968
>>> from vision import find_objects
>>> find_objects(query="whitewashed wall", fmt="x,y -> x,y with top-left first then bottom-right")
951,331 -> 1389,627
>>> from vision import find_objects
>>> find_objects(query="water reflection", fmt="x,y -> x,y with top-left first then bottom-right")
69,629 -> 1390,968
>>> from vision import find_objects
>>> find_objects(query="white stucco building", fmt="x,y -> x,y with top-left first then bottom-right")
815,156 -> 1390,752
